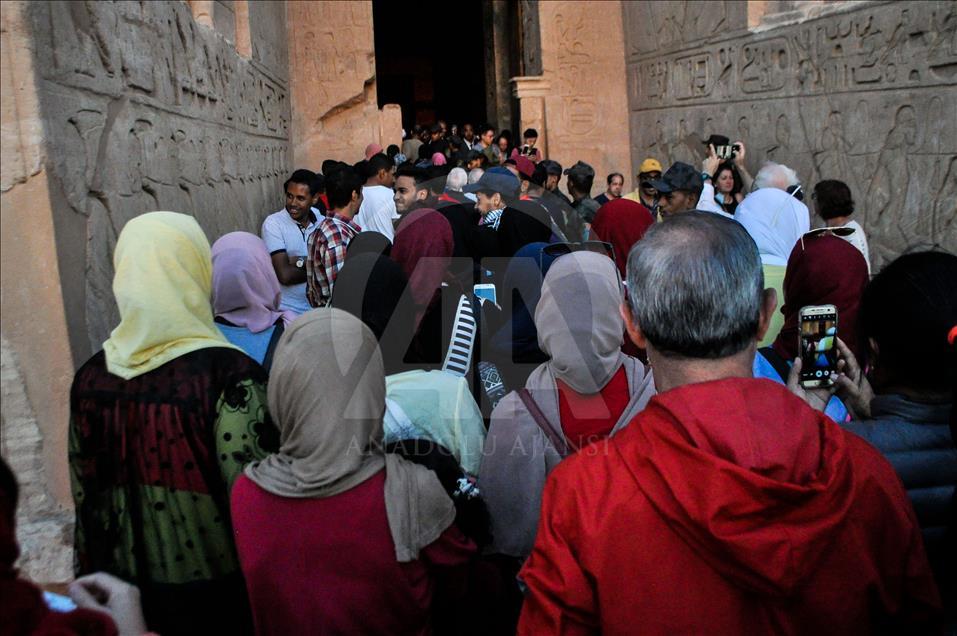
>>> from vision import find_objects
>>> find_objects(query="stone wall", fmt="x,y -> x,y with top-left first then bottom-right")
538,0 -> 634,192
624,0 -> 957,270
27,0 -> 291,356
287,1 -> 401,170
1,0 -> 291,584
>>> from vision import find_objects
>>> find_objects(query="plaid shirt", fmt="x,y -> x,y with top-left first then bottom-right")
306,213 -> 361,307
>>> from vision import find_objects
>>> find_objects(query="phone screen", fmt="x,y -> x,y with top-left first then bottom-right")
799,311 -> 838,386
473,284 -> 497,305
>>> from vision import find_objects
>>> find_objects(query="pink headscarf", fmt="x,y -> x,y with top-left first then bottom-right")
211,232 -> 295,333
365,143 -> 383,160
431,152 -> 447,166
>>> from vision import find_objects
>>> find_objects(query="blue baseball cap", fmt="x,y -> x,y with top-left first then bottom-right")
463,167 -> 520,197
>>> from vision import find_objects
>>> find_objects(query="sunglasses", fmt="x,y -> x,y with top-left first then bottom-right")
799,226 -> 856,250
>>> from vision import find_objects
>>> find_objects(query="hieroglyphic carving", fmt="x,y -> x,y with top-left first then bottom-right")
625,0 -> 957,270
538,1 -> 631,190
26,1 -> 291,351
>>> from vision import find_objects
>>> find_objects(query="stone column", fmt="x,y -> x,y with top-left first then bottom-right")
511,77 -> 551,159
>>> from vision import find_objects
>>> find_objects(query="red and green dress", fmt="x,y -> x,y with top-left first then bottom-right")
69,347 -> 278,635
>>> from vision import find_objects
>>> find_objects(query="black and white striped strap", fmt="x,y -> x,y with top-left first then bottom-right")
442,294 -> 476,376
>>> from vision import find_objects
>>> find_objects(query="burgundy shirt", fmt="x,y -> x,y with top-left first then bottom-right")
231,470 -> 475,635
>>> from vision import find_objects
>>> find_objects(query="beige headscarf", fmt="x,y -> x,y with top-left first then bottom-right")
481,250 -> 656,557
104,212 -> 241,379
535,251 -> 627,394
244,308 -> 455,562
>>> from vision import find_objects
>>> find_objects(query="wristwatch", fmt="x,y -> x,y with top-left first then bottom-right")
701,172 -> 712,182
295,257 -> 305,268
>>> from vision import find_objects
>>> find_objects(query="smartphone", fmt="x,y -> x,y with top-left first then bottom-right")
798,304 -> 838,388
473,283 -> 497,304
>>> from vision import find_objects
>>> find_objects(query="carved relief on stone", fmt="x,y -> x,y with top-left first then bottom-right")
25,1 -> 291,350
625,0 -> 957,271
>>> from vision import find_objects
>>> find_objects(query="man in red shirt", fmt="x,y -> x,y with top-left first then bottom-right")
518,212 -> 941,635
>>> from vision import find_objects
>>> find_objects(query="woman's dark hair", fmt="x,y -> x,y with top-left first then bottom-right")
417,143 -> 431,161
325,166 -> 363,210
712,162 -> 743,196
860,251 -> 957,392
386,144 -> 400,158
813,179 -> 855,220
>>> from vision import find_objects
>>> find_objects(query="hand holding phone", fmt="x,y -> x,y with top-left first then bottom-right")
798,304 -> 838,388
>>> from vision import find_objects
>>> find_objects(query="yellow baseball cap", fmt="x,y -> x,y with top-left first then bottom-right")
639,158 -> 663,174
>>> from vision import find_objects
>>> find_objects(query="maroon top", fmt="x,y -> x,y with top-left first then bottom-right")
772,234 -> 869,362
231,470 -> 476,636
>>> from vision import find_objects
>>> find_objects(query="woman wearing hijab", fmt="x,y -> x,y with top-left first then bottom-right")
212,232 -> 294,370
590,198 -> 655,278
480,251 -> 656,560
735,188 -> 811,345
69,212 -> 278,635
231,309 -> 476,635
331,253 -> 487,476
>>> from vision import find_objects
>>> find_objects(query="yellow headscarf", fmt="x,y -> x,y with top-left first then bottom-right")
104,212 -> 241,379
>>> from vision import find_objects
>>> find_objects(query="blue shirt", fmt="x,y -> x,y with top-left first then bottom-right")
752,351 -> 849,422
217,324 -> 277,366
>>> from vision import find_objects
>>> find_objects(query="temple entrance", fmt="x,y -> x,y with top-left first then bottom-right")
372,0 -> 488,133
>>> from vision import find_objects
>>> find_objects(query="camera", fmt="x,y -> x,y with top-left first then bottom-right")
704,135 -> 739,160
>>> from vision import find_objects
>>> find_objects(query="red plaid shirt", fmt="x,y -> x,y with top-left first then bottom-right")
306,213 -> 361,307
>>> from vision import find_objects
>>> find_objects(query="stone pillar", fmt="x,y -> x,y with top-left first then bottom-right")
537,1 -> 633,191
287,1 -> 401,167
379,104 -> 403,151
511,77 -> 551,159
484,0 -> 514,131
1,0 -> 76,584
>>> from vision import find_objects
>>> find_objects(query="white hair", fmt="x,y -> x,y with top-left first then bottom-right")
753,162 -> 800,191
468,168 -> 485,184
446,167 -> 468,192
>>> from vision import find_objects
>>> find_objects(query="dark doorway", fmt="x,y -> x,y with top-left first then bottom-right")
372,0 -> 487,134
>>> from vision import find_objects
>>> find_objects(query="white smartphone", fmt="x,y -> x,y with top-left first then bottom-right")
473,283 -> 497,304
798,304 -> 838,388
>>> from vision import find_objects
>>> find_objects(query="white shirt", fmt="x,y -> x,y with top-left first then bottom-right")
261,207 -> 319,315
697,182 -> 735,219
355,185 -> 399,241
841,219 -> 871,274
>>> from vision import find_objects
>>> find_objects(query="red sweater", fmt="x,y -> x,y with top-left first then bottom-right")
556,366 -> 630,451
519,378 -> 941,635
231,471 -> 475,635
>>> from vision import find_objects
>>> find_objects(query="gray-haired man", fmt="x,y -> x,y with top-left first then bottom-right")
518,212 -> 940,633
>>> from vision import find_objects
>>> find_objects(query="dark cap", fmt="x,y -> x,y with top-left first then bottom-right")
649,162 -> 703,194
463,167 -> 520,197
563,160 -> 595,179
506,155 -> 535,179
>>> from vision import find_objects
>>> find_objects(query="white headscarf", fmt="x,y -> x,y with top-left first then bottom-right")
735,188 -> 810,266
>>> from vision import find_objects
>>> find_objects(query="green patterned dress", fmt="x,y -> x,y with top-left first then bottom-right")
69,347 -> 278,635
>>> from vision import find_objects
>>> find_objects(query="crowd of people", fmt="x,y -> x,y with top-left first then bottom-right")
3,117 -> 955,636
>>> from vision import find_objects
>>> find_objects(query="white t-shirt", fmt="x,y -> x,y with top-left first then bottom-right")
261,208 -> 319,315
355,185 -> 399,241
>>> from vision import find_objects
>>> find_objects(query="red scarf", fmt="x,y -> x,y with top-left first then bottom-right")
391,209 -> 454,328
